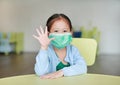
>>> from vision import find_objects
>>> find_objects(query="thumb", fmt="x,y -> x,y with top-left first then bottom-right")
32,35 -> 39,40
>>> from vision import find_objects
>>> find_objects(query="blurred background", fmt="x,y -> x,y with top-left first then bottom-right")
0,0 -> 120,78
0,0 -> 120,54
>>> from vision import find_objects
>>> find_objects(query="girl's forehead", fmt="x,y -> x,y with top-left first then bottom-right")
51,20 -> 69,28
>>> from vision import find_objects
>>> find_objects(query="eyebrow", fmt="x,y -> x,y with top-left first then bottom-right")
54,28 -> 68,30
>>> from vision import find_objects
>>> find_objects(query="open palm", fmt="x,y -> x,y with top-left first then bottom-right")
33,26 -> 54,49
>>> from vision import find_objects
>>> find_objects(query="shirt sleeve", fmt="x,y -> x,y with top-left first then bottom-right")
34,49 -> 50,76
61,46 -> 87,76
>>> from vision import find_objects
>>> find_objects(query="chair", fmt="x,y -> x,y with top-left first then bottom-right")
71,38 -> 97,66
0,32 -> 24,55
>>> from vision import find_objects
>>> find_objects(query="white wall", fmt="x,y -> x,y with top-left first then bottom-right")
0,0 -> 120,54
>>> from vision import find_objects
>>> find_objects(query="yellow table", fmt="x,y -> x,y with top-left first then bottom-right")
0,74 -> 120,85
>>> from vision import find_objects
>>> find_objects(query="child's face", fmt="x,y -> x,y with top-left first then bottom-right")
50,19 -> 71,33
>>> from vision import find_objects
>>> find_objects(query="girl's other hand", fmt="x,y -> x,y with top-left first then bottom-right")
40,70 -> 64,79
33,26 -> 54,50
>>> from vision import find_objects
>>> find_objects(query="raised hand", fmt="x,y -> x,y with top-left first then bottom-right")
33,26 -> 54,50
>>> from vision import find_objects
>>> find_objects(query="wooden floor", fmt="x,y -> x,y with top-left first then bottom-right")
0,52 -> 120,78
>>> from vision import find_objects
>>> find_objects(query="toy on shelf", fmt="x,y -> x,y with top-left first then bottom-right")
0,32 -> 24,55
0,33 -> 11,55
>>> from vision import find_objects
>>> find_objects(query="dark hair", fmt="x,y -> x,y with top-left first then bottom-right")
46,13 -> 72,32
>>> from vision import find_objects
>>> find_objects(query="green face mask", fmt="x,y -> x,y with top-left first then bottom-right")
49,33 -> 72,49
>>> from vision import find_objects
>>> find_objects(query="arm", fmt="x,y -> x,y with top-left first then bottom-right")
34,49 -> 50,76
61,47 -> 87,76
33,26 -> 54,76
39,46 -> 87,79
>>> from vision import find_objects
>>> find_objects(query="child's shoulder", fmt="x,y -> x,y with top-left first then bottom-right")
68,44 -> 79,52
48,44 -> 53,50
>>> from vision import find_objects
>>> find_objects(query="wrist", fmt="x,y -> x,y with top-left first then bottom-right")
58,70 -> 64,76
41,46 -> 48,50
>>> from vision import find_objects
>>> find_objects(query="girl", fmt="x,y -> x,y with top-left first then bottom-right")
33,13 -> 87,79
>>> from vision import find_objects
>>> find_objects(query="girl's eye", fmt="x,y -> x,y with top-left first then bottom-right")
54,30 -> 58,32
63,30 -> 67,32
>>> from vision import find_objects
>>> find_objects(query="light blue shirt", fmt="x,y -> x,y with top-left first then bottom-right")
34,44 -> 87,76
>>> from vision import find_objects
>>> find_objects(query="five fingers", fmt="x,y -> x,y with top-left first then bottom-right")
33,25 -> 54,42
32,35 -> 39,40
45,26 -> 48,34
36,28 -> 41,36
33,25 -> 47,39
40,26 -> 44,34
